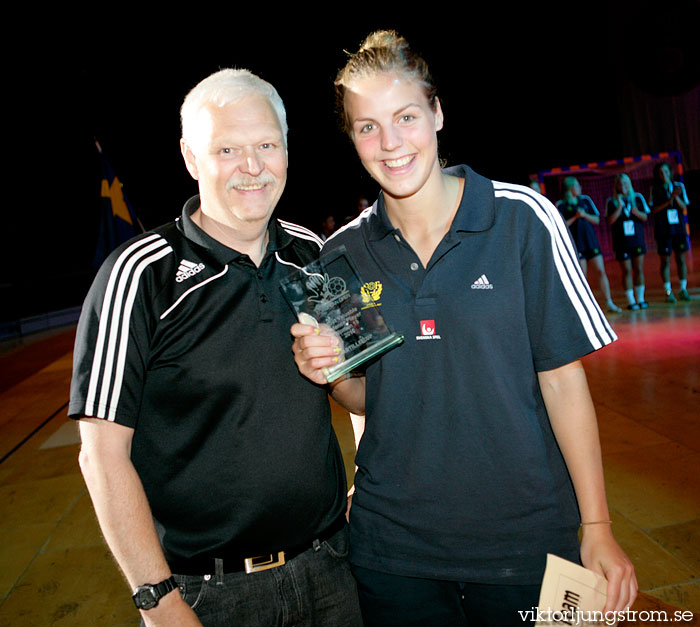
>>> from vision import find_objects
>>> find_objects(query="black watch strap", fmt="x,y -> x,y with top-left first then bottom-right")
153,576 -> 177,599
132,576 -> 177,610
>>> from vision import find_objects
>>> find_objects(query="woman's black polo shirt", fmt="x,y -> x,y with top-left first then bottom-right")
70,196 -> 347,563
325,165 -> 617,584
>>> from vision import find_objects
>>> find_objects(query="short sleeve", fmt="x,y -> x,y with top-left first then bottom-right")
519,196 -> 617,371
634,193 -> 650,214
605,197 -> 616,218
556,200 -> 568,220
69,233 -> 174,425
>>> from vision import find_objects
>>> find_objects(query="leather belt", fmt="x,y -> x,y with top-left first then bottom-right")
169,515 -> 346,576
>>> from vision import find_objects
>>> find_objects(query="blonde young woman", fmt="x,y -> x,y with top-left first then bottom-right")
292,31 -> 636,626
606,173 -> 650,310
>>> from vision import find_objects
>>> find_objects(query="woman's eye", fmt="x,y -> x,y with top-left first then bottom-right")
360,123 -> 375,134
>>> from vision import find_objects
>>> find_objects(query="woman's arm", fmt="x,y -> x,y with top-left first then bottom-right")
577,196 -> 601,225
290,322 -> 366,414
330,376 -> 366,416
630,195 -> 649,222
651,186 -> 684,214
538,361 -> 637,613
606,198 -> 623,225
577,209 -> 600,225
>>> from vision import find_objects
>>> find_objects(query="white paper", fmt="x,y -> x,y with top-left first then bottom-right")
534,554 -> 609,626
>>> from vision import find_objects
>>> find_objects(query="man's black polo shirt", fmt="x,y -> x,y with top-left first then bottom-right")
70,196 -> 346,563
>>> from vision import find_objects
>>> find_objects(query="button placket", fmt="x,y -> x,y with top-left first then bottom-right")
390,230 -> 426,292
253,266 -> 273,321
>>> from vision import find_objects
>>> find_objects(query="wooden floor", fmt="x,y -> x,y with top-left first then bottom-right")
0,249 -> 698,625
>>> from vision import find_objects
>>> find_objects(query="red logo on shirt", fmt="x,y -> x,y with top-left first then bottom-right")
421,320 -> 436,336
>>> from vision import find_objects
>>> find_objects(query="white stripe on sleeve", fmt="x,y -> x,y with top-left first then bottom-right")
85,235 -> 172,419
493,182 -> 617,349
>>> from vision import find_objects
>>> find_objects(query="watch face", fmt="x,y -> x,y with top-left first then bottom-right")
133,585 -> 158,610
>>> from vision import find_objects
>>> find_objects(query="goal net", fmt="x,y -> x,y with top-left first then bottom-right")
531,151 -> 687,259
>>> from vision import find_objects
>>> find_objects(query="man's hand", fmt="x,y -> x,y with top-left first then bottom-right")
141,591 -> 202,627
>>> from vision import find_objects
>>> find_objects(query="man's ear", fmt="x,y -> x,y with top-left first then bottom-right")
180,139 -> 200,180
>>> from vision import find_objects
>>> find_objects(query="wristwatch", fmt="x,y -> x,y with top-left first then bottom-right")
132,576 -> 177,610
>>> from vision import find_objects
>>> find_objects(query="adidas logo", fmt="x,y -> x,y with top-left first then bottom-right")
176,259 -> 205,282
471,274 -> 493,290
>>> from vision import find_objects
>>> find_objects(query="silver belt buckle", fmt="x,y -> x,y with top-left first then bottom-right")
244,551 -> 286,574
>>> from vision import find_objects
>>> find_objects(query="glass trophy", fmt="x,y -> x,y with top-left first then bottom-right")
280,245 -> 404,382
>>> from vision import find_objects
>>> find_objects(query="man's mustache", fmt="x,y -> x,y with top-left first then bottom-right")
226,173 -> 277,190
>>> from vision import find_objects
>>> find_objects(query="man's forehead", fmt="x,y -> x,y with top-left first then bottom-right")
206,96 -> 280,130
188,97 -> 280,148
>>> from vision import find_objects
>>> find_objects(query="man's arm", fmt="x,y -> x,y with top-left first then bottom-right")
537,361 -> 637,614
78,418 -> 201,627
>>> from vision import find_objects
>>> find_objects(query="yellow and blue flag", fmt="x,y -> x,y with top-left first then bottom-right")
93,140 -> 143,268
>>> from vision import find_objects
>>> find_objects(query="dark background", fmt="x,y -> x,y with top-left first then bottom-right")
4,2 -> 699,323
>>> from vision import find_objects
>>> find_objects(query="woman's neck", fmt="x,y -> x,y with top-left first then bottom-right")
384,171 -> 463,267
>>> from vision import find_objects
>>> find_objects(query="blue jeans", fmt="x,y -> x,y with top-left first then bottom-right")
352,565 -> 540,627
168,526 -> 362,626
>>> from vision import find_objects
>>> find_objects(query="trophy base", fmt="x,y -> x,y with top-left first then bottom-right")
322,333 -> 404,383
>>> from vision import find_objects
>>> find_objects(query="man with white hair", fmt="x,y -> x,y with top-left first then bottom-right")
70,69 -> 362,626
